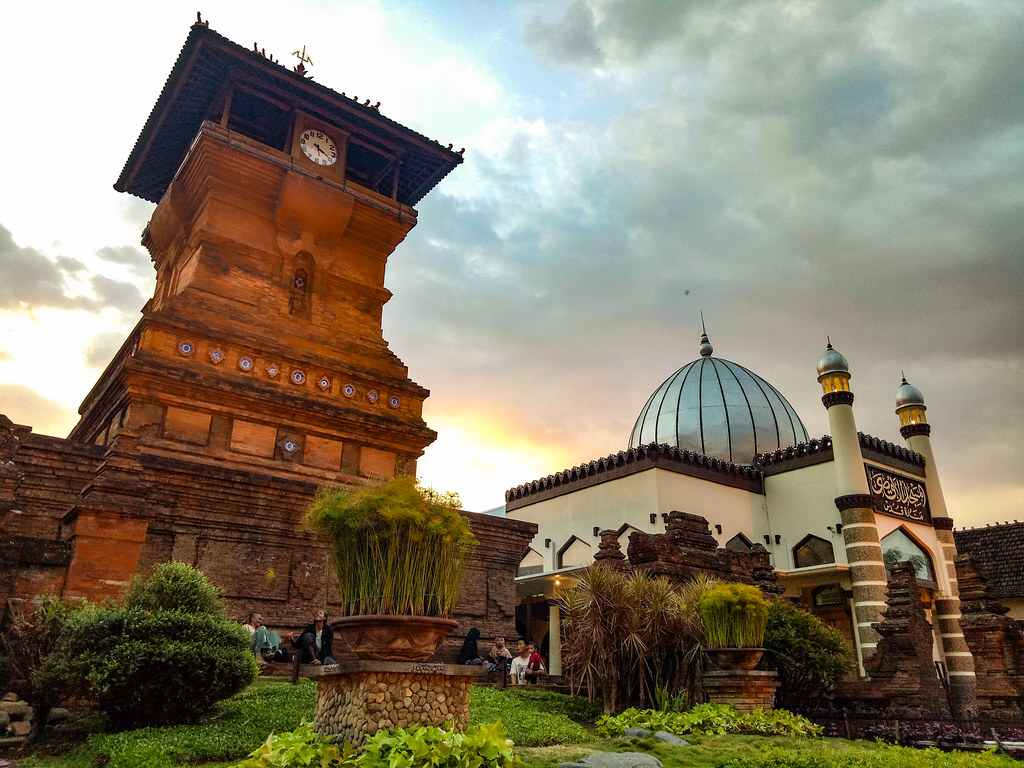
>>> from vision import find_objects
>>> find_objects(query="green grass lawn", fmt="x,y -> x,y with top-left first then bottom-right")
13,680 -> 1019,768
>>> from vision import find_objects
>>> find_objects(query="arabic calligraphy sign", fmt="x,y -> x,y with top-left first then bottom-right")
866,466 -> 930,523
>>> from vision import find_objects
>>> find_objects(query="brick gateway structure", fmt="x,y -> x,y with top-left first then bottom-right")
0,19 -> 535,657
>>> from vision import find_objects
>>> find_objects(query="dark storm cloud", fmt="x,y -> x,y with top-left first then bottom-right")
96,245 -> 152,276
0,223 -> 96,311
90,275 -> 146,312
386,0 -> 1023,520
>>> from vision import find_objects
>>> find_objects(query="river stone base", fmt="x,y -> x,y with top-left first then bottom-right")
702,669 -> 778,713
313,661 -> 485,747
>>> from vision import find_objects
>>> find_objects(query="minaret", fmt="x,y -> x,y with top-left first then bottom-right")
817,342 -> 885,673
896,377 -> 977,717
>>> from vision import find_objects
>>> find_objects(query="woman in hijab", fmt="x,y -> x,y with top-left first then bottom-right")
456,627 -> 484,665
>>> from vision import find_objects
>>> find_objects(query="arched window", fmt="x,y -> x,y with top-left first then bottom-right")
726,533 -> 753,553
558,536 -> 593,569
518,548 -> 544,577
793,534 -> 835,568
881,528 -> 936,581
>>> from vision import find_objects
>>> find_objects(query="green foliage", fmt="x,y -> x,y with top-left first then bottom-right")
124,560 -> 226,615
36,563 -> 258,727
596,703 -> 822,739
651,676 -> 690,713
722,744 -> 1018,768
359,720 -> 518,768
757,600 -> 856,712
234,719 -> 518,768
698,583 -> 769,648
236,719 -> 349,767
469,686 -> 599,746
304,476 -> 475,617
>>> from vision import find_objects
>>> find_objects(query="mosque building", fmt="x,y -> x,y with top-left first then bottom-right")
506,330 -> 971,687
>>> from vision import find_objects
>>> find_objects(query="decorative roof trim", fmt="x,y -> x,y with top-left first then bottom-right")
505,442 -> 764,511
756,432 -> 924,475
857,431 -> 925,471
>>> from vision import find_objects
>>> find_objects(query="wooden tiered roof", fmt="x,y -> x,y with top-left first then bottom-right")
115,22 -> 462,206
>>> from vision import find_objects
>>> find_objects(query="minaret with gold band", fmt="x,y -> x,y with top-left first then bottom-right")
896,377 -> 977,717
817,342 -> 886,674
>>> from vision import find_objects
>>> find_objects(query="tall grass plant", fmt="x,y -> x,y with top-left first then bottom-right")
304,476 -> 475,617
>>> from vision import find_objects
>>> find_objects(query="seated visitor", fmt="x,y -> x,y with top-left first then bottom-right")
510,638 -> 533,685
457,627 -> 484,665
526,641 -> 546,684
244,612 -> 282,662
487,635 -> 513,672
286,609 -> 335,665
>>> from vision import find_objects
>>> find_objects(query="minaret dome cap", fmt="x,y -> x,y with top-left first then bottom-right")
817,341 -> 849,376
896,377 -> 925,409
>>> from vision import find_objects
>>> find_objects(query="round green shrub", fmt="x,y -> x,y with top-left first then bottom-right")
36,563 -> 257,727
757,600 -> 856,712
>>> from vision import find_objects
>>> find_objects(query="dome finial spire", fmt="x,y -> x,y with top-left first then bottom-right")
698,311 -> 713,356
826,335 -> 833,350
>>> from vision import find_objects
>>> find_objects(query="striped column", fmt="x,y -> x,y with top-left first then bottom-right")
932,516 -> 977,718
836,494 -> 887,675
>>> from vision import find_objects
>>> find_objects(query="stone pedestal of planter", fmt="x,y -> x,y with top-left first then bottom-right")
313,660 -> 485,747
702,669 -> 778,713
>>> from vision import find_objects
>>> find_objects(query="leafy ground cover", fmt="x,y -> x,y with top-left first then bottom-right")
13,680 -> 1018,768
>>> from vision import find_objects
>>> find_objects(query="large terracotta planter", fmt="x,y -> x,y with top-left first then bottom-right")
333,615 -> 458,662
703,647 -> 765,671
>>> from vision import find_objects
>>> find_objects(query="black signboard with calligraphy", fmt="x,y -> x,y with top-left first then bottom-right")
865,466 -> 930,524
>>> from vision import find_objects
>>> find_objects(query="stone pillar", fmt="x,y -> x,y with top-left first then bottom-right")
894,379 -> 976,717
930,517 -> 977,718
593,529 -> 627,569
702,670 -> 778,714
864,562 -> 951,719
817,343 -> 884,675
955,555 -> 1024,718
547,600 -> 562,676
313,661 -> 484,747
60,430 -> 150,601
836,494 -> 887,672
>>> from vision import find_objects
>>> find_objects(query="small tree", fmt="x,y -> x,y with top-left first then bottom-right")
36,562 -> 258,727
757,599 -> 856,712
560,565 -> 693,713
0,596 -> 85,744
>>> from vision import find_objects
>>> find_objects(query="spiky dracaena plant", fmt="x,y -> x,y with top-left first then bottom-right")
698,583 -> 769,648
304,476 -> 475,617
559,565 -> 695,713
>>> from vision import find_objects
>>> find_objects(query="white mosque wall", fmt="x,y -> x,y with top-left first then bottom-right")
762,462 -> 844,571
653,470 -> 760,547
507,467 -> 758,574
506,469 -> 664,572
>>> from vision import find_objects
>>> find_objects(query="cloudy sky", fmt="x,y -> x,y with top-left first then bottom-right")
1,0 -> 1021,527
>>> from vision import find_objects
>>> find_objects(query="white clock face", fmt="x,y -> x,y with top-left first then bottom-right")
299,129 -> 338,166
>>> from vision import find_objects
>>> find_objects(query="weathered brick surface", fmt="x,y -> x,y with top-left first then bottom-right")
625,511 -> 784,595
956,555 -> 1024,717
863,562 -> 951,719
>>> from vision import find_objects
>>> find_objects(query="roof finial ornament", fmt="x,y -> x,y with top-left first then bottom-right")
901,369 -> 908,384
698,310 -> 713,357
195,12 -> 209,27
826,335 -> 832,350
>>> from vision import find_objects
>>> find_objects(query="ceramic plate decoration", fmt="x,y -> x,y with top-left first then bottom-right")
292,370 -> 306,385
239,356 -> 254,372
343,384 -> 356,398
178,340 -> 195,357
